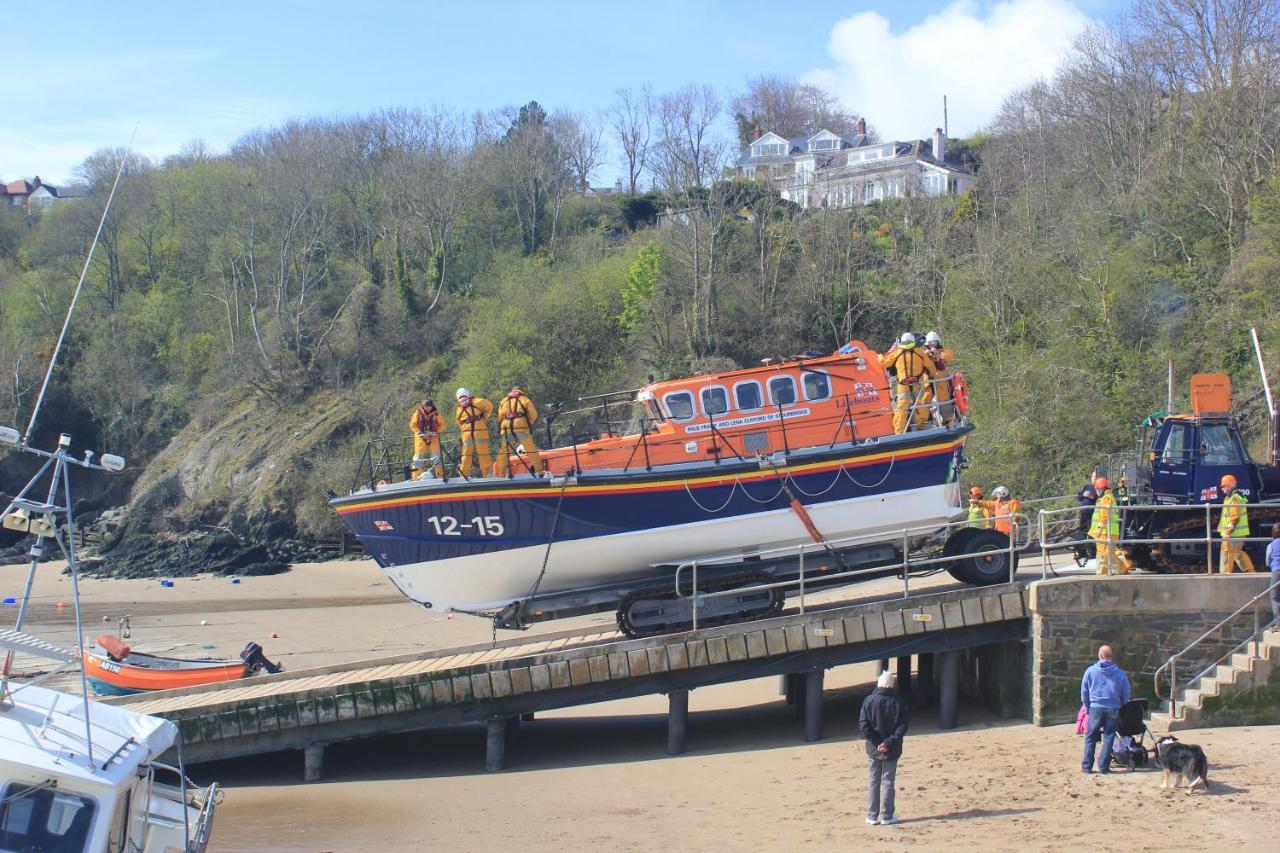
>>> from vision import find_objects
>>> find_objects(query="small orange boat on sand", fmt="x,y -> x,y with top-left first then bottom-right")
84,634 -> 281,696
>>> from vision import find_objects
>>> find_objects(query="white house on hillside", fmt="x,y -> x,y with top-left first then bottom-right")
735,121 -> 975,209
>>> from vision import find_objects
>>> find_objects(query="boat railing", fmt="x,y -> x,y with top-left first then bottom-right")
673,513 -> 1031,630
1034,500 -> 1279,579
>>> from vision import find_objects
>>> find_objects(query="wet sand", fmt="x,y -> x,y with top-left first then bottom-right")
5,556 -> 1277,851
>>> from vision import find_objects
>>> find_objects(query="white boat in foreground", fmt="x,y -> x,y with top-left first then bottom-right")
0,682 -> 218,852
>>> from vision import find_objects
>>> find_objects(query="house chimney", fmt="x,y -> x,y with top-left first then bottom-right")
753,124 -> 764,141
855,117 -> 866,136
932,128 -> 945,163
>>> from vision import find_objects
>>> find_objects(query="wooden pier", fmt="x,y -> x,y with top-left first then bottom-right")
109,581 -> 1030,778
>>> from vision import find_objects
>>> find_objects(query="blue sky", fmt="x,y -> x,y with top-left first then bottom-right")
3,1 -> 1121,184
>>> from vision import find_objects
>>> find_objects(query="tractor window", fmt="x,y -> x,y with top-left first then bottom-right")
1199,424 -> 1241,466
1160,424 -> 1192,464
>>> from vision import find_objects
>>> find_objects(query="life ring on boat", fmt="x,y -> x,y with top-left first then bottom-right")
952,372 -> 970,416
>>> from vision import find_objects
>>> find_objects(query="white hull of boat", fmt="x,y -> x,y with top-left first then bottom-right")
380,483 -> 961,611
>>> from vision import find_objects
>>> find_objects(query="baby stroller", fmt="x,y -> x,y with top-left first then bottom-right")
1109,698 -> 1155,771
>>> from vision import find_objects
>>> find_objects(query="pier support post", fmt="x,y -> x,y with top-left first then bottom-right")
939,650 -> 961,730
520,711 -> 535,722
896,656 -> 912,697
303,745 -> 324,783
486,718 -> 509,771
917,652 -> 935,707
803,670 -> 824,742
668,690 -> 689,755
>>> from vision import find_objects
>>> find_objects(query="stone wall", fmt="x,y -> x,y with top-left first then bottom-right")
1029,575 -> 1273,725
961,640 -> 1032,720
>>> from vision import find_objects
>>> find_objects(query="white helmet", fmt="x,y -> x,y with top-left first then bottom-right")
898,332 -> 916,348
456,387 -> 472,400
993,485 -> 1010,499
925,331 -> 941,346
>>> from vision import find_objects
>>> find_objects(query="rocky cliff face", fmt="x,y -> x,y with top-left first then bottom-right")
90,389 -> 370,577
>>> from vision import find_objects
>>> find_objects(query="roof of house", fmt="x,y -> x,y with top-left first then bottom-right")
3,179 -> 35,195
738,129 -> 975,177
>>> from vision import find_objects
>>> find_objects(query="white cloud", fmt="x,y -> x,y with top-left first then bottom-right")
805,0 -> 1092,140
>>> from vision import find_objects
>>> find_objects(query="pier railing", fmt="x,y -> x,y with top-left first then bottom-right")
673,513 -> 1031,630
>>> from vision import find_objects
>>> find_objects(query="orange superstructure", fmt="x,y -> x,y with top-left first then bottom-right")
539,342 -> 897,475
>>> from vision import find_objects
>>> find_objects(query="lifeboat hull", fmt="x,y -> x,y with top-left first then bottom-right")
332,429 -> 969,612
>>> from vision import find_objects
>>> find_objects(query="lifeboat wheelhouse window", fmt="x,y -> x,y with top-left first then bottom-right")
802,370 -> 832,401
701,385 -> 729,416
768,375 -> 797,407
663,391 -> 696,421
734,380 -> 763,411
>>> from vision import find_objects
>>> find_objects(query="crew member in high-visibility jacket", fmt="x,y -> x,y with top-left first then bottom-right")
1089,476 -> 1130,576
495,387 -> 544,477
1217,473 -> 1255,573
454,388 -> 494,478
409,397 -> 445,479
966,486 -> 991,528
976,486 -> 1022,539
879,332 -> 938,434
918,331 -> 955,426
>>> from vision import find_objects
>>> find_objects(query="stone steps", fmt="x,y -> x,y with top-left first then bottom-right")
1152,627 -> 1280,731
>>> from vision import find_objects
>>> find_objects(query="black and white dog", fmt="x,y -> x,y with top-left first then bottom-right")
1155,735 -> 1210,793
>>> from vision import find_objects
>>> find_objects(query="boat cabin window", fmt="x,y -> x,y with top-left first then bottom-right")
663,391 -> 696,421
768,375 -> 797,407
701,386 -> 729,417
802,370 -> 832,401
734,380 -> 763,411
0,785 -> 97,853
1199,424 -> 1242,466
642,398 -> 666,424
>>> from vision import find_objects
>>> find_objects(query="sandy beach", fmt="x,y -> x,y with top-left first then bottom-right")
4,557 -> 1277,852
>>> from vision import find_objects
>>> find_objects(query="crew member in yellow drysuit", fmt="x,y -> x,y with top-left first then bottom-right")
918,331 -> 955,426
495,387 -> 544,477
409,397 -> 445,479
1089,476 -> 1131,576
879,332 -> 937,434
1218,474 -> 1255,573
454,388 -> 494,478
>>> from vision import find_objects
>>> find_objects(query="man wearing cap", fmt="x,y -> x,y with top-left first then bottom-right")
879,333 -> 938,434
409,397 -> 445,479
859,670 -> 909,826
454,388 -> 494,478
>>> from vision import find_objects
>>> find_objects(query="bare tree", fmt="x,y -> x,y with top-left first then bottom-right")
608,85 -> 653,194
552,110 -> 604,192
491,102 -> 575,257
731,74 -> 860,148
652,85 -> 726,193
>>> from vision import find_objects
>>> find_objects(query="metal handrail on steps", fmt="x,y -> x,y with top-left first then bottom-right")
1153,575 -> 1280,719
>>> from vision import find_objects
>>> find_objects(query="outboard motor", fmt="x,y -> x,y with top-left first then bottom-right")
240,641 -> 282,674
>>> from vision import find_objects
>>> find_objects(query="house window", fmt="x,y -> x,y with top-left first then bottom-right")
664,391 -> 696,421
802,371 -> 832,401
768,375 -> 797,407
752,142 -> 787,157
734,380 -> 763,411
810,138 -> 838,151
742,166 -> 756,179
700,386 -> 729,417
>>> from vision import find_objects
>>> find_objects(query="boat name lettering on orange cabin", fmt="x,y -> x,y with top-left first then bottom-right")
683,408 -> 811,434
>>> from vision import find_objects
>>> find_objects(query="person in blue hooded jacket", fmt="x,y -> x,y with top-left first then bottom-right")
1080,645 -> 1131,773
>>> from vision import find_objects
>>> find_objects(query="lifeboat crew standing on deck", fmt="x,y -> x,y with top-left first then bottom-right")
454,388 -> 494,478
1218,474 -> 1255,573
918,331 -> 955,426
496,386 -> 544,477
409,397 -> 445,479
879,332 -> 937,434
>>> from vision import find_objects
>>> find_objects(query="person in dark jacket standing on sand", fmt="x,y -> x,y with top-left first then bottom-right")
860,670 -> 909,825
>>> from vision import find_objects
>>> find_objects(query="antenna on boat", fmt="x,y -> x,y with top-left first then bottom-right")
0,135 -> 136,769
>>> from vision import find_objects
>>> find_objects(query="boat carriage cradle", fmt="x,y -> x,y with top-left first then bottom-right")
331,341 -> 1014,636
